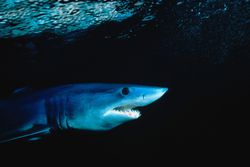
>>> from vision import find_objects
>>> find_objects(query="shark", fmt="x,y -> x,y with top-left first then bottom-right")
0,83 -> 168,143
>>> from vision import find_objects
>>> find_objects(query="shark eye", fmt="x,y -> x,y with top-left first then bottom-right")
121,87 -> 130,96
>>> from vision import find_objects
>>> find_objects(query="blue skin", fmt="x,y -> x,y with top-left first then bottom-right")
0,83 -> 168,142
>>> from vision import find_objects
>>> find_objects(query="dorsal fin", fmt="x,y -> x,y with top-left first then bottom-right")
12,87 -> 32,95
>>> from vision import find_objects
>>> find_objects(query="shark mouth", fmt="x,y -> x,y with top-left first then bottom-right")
104,105 -> 141,118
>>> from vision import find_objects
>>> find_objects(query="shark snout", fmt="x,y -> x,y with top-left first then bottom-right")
158,88 -> 168,95
140,87 -> 168,106
152,87 -> 168,99
160,87 -> 168,95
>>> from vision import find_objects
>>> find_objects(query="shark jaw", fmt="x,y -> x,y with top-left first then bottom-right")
103,105 -> 141,119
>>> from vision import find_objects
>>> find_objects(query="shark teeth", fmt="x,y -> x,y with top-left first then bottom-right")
103,105 -> 141,118
113,108 -> 141,118
102,107 -> 141,118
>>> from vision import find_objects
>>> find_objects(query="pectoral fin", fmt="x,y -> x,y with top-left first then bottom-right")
0,125 -> 51,143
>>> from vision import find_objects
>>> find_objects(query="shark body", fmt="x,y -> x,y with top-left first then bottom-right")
0,83 -> 167,142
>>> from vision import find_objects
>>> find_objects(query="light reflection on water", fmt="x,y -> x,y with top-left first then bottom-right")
0,0 -> 162,38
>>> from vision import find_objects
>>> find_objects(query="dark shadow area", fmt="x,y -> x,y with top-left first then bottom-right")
0,0 -> 249,164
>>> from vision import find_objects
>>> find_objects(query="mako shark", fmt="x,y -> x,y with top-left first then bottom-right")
0,83 -> 168,143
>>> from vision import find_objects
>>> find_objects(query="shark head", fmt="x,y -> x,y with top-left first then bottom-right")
65,84 -> 168,131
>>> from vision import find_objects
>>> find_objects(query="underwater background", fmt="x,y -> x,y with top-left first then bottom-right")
0,0 -> 249,164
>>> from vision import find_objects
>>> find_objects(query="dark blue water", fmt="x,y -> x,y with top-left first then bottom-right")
0,0 -> 249,164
